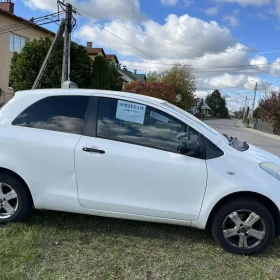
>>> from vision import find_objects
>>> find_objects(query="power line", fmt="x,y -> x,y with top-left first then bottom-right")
122,63 -> 275,74
261,78 -> 280,94
0,12 -> 63,33
0,12 -> 63,31
0,13 -> 63,35
122,59 -> 280,69
119,58 -> 280,71
77,10 -> 273,76
77,12 -> 169,66
76,8 -> 245,67
77,7 -> 276,100
0,19 -> 61,35
122,64 -> 275,77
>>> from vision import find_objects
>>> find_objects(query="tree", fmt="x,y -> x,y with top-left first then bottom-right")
123,80 -> 176,103
146,64 -> 196,109
91,55 -> 122,91
161,63 -> 196,109
259,90 -> 280,133
205,90 -> 229,118
147,71 -> 161,83
253,107 -> 260,119
10,36 -> 92,91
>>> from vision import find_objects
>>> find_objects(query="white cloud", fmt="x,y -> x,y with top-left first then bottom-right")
207,74 -> 247,88
276,0 -> 280,16
269,58 -> 280,75
204,74 -> 270,91
195,91 -> 211,99
75,11 -> 276,101
223,15 -> 240,27
23,0 -> 59,11
182,0 -> 194,7
76,14 -> 236,61
251,56 -> 268,66
204,7 -> 219,16
159,0 -> 178,6
214,0 -> 270,7
23,0 -> 146,21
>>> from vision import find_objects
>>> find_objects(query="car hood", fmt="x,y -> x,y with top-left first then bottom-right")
245,144 -> 280,165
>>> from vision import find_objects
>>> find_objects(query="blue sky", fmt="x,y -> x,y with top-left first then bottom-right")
13,0 -> 280,110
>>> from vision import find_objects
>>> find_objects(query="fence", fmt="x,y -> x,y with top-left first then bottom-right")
0,92 -> 14,107
256,119 -> 280,136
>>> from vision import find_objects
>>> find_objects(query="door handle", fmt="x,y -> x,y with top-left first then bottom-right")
82,147 -> 105,154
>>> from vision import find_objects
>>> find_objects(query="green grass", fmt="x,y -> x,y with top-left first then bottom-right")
1,211 -> 280,280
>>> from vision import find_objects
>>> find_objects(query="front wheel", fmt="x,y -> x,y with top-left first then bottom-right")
211,199 -> 275,255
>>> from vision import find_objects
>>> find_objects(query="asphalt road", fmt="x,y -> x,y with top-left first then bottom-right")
205,118 -> 280,157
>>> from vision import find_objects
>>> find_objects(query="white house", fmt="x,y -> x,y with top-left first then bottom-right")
191,98 -> 212,116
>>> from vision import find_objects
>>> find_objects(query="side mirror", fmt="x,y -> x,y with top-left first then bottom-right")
178,139 -> 200,156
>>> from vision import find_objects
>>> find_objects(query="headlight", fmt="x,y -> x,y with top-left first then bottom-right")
260,162 -> 280,181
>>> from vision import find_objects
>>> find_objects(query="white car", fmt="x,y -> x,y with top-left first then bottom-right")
0,89 -> 279,255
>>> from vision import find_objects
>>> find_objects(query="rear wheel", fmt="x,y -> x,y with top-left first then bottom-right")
0,173 -> 33,224
211,199 -> 275,255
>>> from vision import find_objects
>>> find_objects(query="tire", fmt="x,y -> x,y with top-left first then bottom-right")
211,198 -> 275,255
0,172 -> 33,224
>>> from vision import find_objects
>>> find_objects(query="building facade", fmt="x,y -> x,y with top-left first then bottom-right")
0,0 -> 54,105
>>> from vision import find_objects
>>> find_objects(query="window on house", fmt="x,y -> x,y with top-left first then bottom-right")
9,33 -> 28,53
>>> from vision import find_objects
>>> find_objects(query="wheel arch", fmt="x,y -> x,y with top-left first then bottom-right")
206,191 -> 280,235
0,167 -> 34,206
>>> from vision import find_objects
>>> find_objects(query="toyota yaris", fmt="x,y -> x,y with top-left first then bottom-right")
0,89 -> 279,255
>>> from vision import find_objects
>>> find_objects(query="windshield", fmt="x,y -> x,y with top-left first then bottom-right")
163,102 -> 229,142
162,102 -> 251,151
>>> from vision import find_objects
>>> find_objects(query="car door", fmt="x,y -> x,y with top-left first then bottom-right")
10,95 -> 90,209
75,96 -> 207,221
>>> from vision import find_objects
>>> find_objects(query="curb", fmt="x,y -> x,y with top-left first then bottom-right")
237,122 -> 280,141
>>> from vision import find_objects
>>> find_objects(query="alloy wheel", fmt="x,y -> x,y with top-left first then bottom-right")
222,209 -> 266,249
0,182 -> 18,219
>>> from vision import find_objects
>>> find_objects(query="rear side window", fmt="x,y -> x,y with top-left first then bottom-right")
12,96 -> 90,135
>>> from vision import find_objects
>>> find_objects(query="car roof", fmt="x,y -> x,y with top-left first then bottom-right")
15,88 -> 165,105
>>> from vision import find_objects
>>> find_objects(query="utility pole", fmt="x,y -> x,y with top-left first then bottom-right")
251,81 -> 258,120
33,1 -> 75,89
61,3 -> 73,86
243,95 -> 247,121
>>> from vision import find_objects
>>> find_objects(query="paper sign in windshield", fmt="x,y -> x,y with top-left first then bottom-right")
116,100 -> 146,124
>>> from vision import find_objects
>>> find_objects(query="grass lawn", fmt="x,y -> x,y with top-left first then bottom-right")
1,210 -> 280,280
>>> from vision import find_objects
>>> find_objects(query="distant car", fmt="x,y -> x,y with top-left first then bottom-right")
0,89 -> 279,255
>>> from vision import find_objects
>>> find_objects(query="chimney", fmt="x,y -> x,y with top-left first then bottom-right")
0,0 -> 14,14
86,42 -> 92,49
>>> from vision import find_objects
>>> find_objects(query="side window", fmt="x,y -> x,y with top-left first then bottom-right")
12,95 -> 90,135
97,97 -> 201,153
